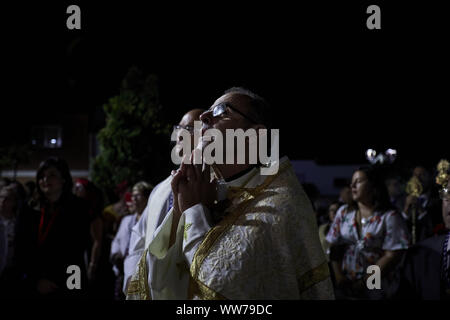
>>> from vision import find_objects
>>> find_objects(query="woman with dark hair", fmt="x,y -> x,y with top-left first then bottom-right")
326,166 -> 410,299
15,157 -> 91,298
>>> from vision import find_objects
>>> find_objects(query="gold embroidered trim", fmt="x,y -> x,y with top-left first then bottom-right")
127,248 -> 151,300
297,261 -> 330,293
227,161 -> 292,201
189,161 -> 291,299
184,223 -> 192,241
188,275 -> 227,300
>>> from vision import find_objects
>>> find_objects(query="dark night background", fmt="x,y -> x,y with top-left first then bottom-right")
2,1 -> 449,168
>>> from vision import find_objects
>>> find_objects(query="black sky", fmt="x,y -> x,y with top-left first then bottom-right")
3,1 -> 449,167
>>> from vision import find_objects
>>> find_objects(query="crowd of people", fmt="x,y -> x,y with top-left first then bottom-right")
0,87 -> 449,300
316,162 -> 449,299
0,159 -> 157,299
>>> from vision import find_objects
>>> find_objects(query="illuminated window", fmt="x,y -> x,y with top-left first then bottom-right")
31,126 -> 63,149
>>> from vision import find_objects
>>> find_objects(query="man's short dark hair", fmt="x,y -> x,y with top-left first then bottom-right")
224,87 -> 272,129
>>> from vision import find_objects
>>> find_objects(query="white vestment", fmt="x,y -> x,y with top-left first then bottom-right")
110,213 -> 139,276
127,157 -> 335,300
123,176 -> 172,293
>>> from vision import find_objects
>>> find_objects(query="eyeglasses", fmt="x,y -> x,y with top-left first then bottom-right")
207,102 -> 258,124
173,125 -> 195,133
439,187 -> 450,201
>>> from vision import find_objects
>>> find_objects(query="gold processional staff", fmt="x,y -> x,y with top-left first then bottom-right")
405,175 -> 423,245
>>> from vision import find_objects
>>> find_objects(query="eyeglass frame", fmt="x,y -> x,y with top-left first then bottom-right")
173,124 -> 195,133
207,102 -> 259,124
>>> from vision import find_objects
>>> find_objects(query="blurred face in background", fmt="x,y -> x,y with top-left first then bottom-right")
73,182 -> 87,199
174,109 -> 204,158
351,171 -> 373,204
38,166 -> 65,200
385,177 -> 404,199
126,200 -> 136,214
328,203 -> 340,222
132,190 -> 147,215
413,166 -> 431,192
339,186 -> 352,205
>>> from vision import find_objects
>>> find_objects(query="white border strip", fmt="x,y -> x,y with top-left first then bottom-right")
0,170 -> 90,178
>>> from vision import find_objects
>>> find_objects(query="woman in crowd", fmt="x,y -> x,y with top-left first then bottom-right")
15,157 -> 91,298
319,200 -> 343,261
103,180 -> 130,238
72,179 -> 104,285
110,181 -> 153,300
326,166 -> 410,299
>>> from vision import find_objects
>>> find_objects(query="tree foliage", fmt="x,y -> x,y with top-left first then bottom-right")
91,67 -> 172,203
0,144 -> 33,180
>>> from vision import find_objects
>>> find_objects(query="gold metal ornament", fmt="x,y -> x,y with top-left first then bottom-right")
406,176 -> 423,245
406,176 -> 423,198
436,159 -> 449,187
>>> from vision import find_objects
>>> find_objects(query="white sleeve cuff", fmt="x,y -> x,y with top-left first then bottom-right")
182,204 -> 213,264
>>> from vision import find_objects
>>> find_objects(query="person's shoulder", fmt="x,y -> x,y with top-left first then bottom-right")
333,204 -> 350,219
263,162 -> 306,203
380,208 -> 398,217
103,204 -> 113,213
120,214 -> 134,225
404,234 -> 445,264
416,234 -> 446,252
146,175 -> 172,201
154,175 -> 172,190
338,204 -> 349,214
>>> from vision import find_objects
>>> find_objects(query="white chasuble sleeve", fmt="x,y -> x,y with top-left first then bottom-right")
123,206 -> 148,293
147,204 -> 213,299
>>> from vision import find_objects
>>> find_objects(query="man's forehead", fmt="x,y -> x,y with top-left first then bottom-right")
213,93 -> 249,109
179,113 -> 196,126
179,109 -> 203,126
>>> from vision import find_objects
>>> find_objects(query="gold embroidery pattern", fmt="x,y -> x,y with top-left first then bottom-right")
189,197 -> 254,299
188,274 -> 227,300
297,261 -> 330,294
184,223 -> 192,241
189,161 -> 293,299
126,248 -> 151,300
